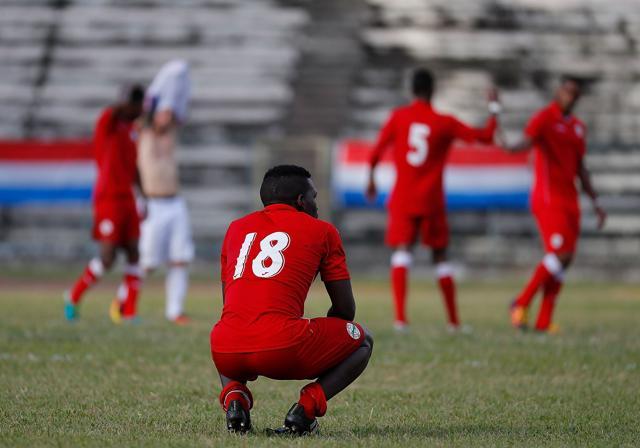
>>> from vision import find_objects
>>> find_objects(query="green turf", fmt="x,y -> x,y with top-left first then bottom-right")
1,276 -> 639,447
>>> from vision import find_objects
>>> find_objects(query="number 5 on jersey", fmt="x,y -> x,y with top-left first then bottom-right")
407,123 -> 430,166
233,231 -> 291,280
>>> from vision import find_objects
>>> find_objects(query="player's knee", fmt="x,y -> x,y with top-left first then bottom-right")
100,252 -> 116,270
557,252 -> 573,268
432,247 -> 448,264
127,247 -> 140,264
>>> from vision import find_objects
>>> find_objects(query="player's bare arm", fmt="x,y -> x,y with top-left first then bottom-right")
324,279 -> 356,321
500,135 -> 534,153
153,109 -> 174,134
367,110 -> 397,202
578,159 -> 607,229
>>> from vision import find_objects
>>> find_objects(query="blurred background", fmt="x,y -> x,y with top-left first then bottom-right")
0,0 -> 638,280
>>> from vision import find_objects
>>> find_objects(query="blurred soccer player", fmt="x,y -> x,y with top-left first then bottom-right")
210,165 -> 373,435
64,85 -> 145,322
367,68 -> 499,332
138,60 -> 194,324
504,76 -> 606,333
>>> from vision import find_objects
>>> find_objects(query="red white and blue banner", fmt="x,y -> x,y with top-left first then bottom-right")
0,140 -> 95,205
333,140 -> 532,211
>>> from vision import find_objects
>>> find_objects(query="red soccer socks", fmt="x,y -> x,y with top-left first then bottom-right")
219,381 -> 253,412
390,250 -> 412,325
436,263 -> 459,327
391,266 -> 408,324
535,276 -> 563,331
438,275 -> 459,327
70,258 -> 104,304
515,253 -> 564,308
119,265 -> 142,318
515,263 -> 551,308
298,382 -> 327,420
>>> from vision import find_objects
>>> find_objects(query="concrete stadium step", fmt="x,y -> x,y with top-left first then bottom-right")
39,83 -> 293,106
53,46 -> 298,69
177,145 -> 252,168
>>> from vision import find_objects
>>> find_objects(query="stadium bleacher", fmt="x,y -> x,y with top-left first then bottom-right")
0,0 -> 638,277
0,0 -> 307,260
341,0 -> 640,277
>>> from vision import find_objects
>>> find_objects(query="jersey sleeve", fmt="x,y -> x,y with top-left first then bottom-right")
320,224 -> 350,283
369,110 -> 398,167
220,229 -> 229,284
153,61 -> 190,122
93,109 -> 111,164
524,109 -> 547,142
451,115 -> 496,143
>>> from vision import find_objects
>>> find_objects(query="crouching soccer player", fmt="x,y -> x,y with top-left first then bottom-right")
64,85 -> 145,322
210,165 -> 373,435
503,76 -> 606,333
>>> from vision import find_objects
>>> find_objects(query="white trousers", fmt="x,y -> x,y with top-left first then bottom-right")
140,196 -> 194,268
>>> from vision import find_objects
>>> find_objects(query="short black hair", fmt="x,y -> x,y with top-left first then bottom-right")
412,68 -> 434,98
127,84 -> 144,104
260,165 -> 312,206
560,74 -> 585,89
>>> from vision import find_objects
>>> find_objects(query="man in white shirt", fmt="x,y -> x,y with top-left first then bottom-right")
138,59 -> 194,324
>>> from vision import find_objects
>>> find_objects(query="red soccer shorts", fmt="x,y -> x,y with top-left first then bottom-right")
211,317 -> 365,382
385,210 -> 449,249
534,207 -> 580,254
92,199 -> 140,245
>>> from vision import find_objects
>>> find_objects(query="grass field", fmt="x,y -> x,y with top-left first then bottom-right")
1,273 -> 639,447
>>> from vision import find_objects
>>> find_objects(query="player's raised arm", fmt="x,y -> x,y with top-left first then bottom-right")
367,112 -> 397,201
501,135 -> 534,153
578,159 -> 607,229
325,279 -> 356,321
451,87 -> 501,144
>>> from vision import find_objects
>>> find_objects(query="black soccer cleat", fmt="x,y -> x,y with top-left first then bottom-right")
226,399 -> 251,433
283,403 -> 318,435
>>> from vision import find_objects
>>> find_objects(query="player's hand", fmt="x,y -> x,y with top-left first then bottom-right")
488,86 -> 499,103
365,178 -> 377,203
137,198 -> 148,221
594,203 -> 607,230
487,86 -> 502,115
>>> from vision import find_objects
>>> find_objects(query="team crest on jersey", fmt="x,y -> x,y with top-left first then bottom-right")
99,219 -> 114,236
346,322 -> 361,340
574,124 -> 584,137
550,233 -> 564,249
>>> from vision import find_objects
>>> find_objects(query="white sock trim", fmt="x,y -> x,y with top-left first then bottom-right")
223,390 -> 252,409
436,262 -> 454,278
391,250 -> 412,268
125,264 -> 143,277
542,253 -> 563,278
89,258 -> 104,277
117,283 -> 128,302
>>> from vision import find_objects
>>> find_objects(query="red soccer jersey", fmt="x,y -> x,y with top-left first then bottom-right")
92,107 -> 138,203
370,99 -> 496,216
211,204 -> 351,353
525,102 -> 586,212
